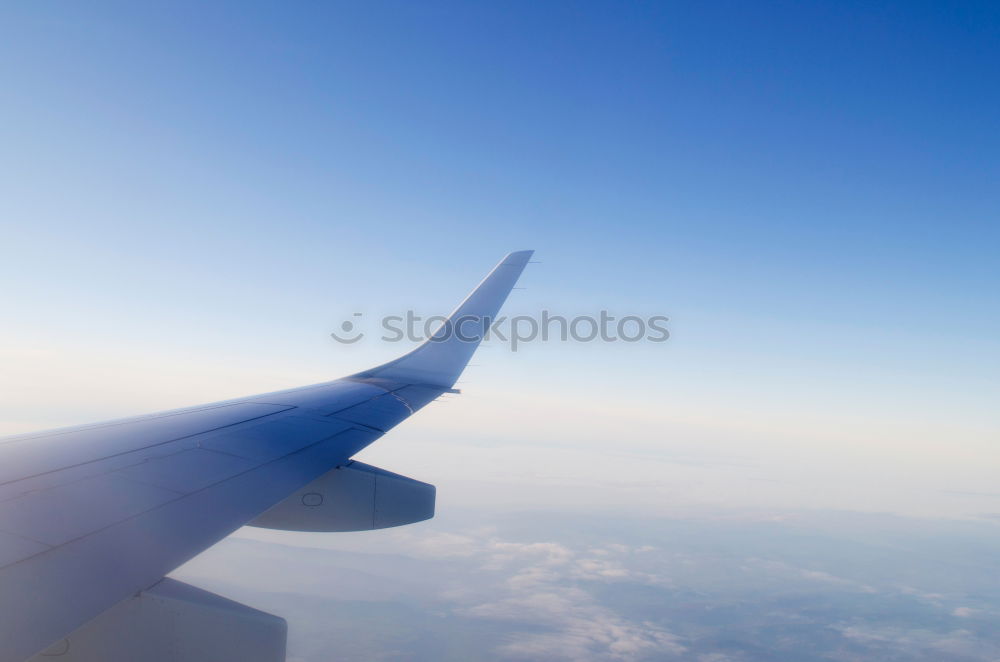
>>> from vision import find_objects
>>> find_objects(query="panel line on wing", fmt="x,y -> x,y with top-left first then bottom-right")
0,403 -> 297,489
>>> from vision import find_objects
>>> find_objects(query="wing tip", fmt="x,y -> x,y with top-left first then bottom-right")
353,249 -> 536,387
501,249 -> 534,266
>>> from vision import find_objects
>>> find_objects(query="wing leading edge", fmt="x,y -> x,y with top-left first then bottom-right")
0,250 -> 533,662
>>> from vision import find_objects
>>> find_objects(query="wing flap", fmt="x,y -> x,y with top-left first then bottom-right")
28,578 -> 287,662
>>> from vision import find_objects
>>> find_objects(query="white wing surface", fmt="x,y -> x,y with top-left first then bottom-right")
0,250 -> 533,662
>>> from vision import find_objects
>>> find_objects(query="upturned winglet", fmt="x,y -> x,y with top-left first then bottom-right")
356,250 -> 534,388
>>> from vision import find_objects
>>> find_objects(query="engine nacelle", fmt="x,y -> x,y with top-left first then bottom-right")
248,461 -> 435,532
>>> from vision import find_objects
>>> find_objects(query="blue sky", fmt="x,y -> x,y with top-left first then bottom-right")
4,4 -> 1000,659
1,1 -> 999,517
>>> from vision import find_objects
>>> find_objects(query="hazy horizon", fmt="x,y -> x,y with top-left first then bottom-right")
2,1 -> 998,660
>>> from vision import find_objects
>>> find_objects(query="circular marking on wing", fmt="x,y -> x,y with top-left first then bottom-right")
302,492 -> 324,507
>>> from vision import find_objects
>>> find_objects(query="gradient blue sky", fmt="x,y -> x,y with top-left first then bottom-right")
1,1 -> 998,517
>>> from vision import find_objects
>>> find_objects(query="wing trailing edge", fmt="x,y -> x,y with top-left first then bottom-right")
28,578 -> 286,662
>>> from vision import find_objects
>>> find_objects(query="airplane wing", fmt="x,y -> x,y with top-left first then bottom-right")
0,250 -> 533,662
